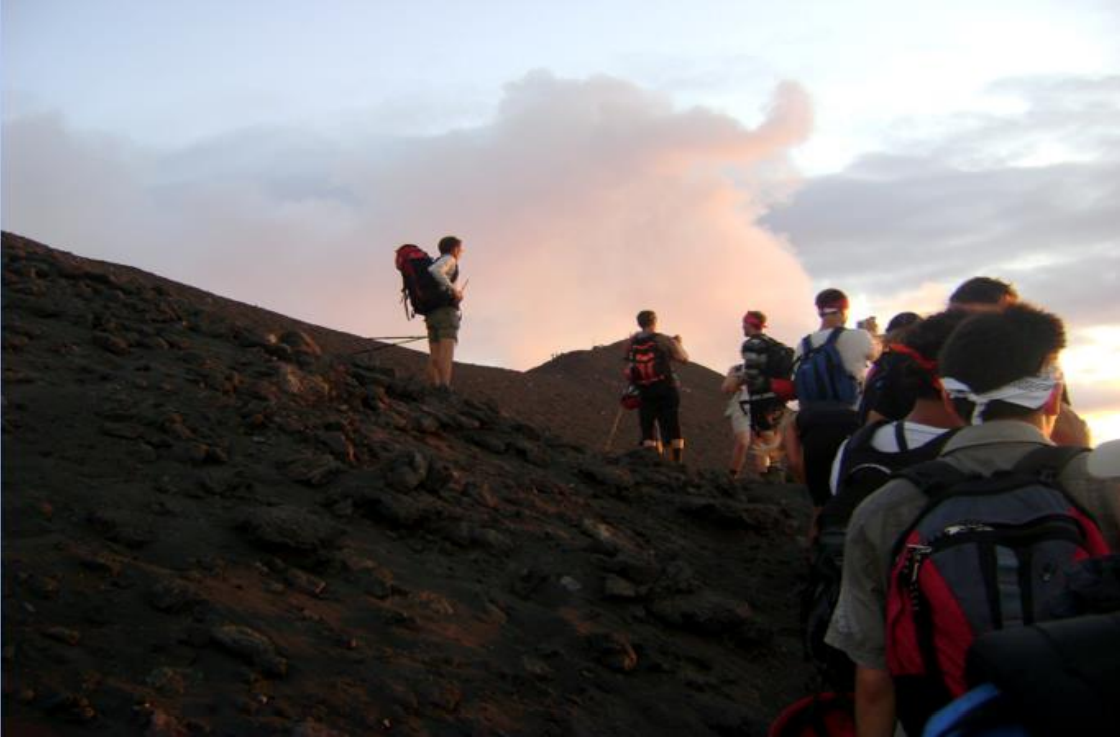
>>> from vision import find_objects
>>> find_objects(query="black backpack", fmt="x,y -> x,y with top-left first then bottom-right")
627,334 -> 671,387
856,349 -> 913,424
763,337 -> 795,381
394,244 -> 456,319
803,422 -> 958,691
819,421 -> 959,533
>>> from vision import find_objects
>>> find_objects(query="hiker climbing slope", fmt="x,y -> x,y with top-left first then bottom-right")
627,310 -> 689,463
721,310 -> 794,479
784,288 -> 876,536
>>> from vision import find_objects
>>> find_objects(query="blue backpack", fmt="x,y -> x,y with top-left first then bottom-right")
794,328 -> 859,406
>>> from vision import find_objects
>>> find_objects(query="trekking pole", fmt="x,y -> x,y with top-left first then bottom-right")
604,406 -> 625,451
351,336 -> 427,356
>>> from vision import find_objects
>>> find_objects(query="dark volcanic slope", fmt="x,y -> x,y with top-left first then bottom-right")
2,232 -> 814,737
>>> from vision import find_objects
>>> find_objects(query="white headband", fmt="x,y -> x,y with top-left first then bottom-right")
941,365 -> 1062,425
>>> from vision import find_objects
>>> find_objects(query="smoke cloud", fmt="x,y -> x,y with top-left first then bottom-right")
3,72 -> 817,371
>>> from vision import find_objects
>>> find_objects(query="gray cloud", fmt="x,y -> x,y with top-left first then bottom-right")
764,73 -> 1120,431
764,74 -> 1120,330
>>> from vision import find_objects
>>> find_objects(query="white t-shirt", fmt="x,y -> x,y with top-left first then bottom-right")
828,420 -> 948,495
428,254 -> 459,292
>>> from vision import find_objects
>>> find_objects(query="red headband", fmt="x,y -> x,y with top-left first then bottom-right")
743,314 -> 765,329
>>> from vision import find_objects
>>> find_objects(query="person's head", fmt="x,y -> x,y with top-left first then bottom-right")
894,310 -> 968,401
815,288 -> 849,326
742,310 -> 767,336
938,304 -> 1065,429
948,276 -> 1018,313
884,311 -> 922,343
637,310 -> 657,331
438,235 -> 463,257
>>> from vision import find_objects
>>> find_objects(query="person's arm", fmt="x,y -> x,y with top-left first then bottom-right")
1051,402 -> 1091,446
662,334 -> 689,363
824,495 -> 897,735
428,256 -> 463,300
855,665 -> 896,737
863,329 -> 881,362
722,366 -> 744,394
781,415 -> 804,483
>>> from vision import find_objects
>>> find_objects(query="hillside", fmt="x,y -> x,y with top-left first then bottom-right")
2,232 -> 815,736
527,342 -> 732,470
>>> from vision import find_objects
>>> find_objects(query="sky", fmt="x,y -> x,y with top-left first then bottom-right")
3,0 -> 1119,441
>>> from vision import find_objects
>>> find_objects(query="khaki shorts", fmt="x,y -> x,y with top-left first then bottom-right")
425,306 -> 461,342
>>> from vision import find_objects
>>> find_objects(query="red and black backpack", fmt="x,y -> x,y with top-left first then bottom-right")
394,244 -> 455,319
626,334 -> 671,387
884,444 -> 1112,736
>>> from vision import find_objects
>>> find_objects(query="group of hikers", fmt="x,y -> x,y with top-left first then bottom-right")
636,277 -> 1119,737
396,241 -> 1120,736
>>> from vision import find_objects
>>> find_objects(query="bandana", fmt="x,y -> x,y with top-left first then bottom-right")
816,296 -> 849,315
743,314 -> 765,330
941,365 -> 1063,425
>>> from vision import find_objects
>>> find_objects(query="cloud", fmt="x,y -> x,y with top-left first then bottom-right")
2,71 -> 817,371
764,75 -> 1120,329
763,73 -> 1120,436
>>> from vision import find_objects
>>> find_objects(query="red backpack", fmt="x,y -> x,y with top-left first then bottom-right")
884,445 -> 1112,736
394,244 -> 454,318
626,334 -> 671,387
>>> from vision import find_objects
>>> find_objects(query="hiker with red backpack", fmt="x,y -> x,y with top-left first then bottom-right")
394,236 -> 465,388
824,304 -> 1120,737
721,310 -> 795,480
627,310 -> 689,463
783,289 -> 876,538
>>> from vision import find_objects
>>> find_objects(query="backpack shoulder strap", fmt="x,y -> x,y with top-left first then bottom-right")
836,419 -> 893,483
800,335 -> 815,356
824,327 -> 846,346
1010,444 -> 1088,481
894,457 -> 972,498
893,421 -> 910,453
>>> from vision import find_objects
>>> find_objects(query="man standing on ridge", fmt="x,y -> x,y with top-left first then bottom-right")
627,310 -> 689,463
425,235 -> 465,388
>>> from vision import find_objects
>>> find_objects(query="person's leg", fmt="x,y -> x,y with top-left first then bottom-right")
782,410 -> 805,483
729,429 -> 751,476
799,407 -> 858,543
425,317 -> 441,385
728,402 -> 751,476
638,394 -> 661,454
436,339 -> 456,386
426,307 -> 460,388
661,388 -> 684,463
748,430 -> 776,476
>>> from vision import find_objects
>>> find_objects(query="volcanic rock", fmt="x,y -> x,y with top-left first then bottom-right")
2,232 -> 818,737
